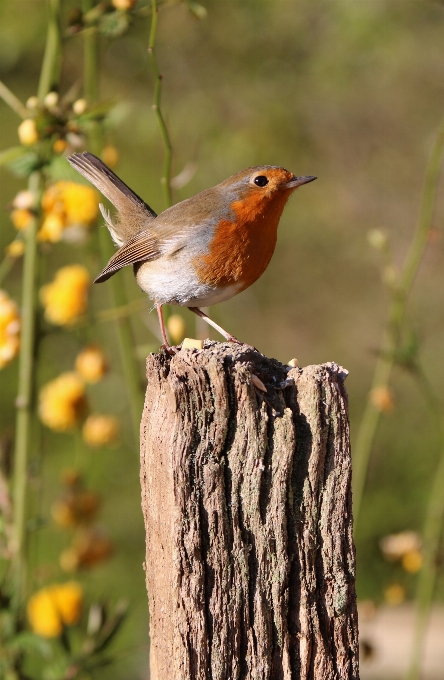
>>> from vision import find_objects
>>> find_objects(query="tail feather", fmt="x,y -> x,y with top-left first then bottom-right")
67,152 -> 157,245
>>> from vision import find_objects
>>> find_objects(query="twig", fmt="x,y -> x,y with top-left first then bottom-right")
405,365 -> 444,680
352,115 -> 444,524
148,0 -> 173,209
0,80 -> 28,118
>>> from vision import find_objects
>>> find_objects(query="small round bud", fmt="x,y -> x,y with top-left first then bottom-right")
73,98 -> 87,115
367,229 -> 388,251
18,119 -> 39,146
53,139 -> 68,154
112,0 -> 136,9
13,190 -> 36,210
26,96 -> 39,110
44,91 -> 59,108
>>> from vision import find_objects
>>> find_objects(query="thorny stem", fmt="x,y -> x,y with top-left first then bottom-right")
82,0 -> 143,440
352,115 -> 444,523
405,366 -> 444,680
148,0 -> 173,209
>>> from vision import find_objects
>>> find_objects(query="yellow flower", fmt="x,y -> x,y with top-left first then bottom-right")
38,213 -> 65,243
53,138 -> 68,154
402,549 -> 423,574
52,490 -> 100,528
27,582 -> 83,638
75,345 -> 108,383
5,240 -> 25,258
383,583 -> 405,606
39,372 -> 86,431
102,145 -> 119,167
10,208 -> 34,232
60,528 -> 113,572
167,313 -> 186,344
40,265 -> 90,325
370,386 -> 395,413
0,290 -> 21,369
82,414 -> 119,448
18,119 -> 39,146
59,182 -> 99,226
39,182 -> 99,242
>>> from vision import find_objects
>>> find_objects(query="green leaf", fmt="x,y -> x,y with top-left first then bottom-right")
99,11 -> 130,37
0,146 -> 30,167
7,151 -> 41,177
10,631 -> 52,658
186,1 -> 207,19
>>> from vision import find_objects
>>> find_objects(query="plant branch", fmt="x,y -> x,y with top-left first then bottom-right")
38,0 -> 62,101
352,115 -> 444,524
148,0 -> 173,209
405,365 -> 444,680
0,80 -> 28,118
12,172 -> 41,608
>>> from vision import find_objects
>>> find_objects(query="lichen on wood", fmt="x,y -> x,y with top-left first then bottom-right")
140,341 -> 359,680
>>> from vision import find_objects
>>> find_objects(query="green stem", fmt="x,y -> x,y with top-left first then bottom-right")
37,0 -> 62,101
12,172 -> 40,607
405,368 -> 444,680
83,0 -> 143,441
12,0 -> 62,609
0,80 -> 28,118
352,116 -> 444,524
148,0 -> 173,209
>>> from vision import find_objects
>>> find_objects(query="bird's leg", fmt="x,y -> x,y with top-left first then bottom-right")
188,307 -> 242,344
156,303 -> 171,349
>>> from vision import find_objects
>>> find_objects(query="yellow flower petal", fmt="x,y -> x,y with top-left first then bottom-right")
82,414 -> 119,448
39,372 -> 86,431
75,345 -> 108,383
40,265 -> 90,326
11,208 -> 34,232
0,290 -> 21,369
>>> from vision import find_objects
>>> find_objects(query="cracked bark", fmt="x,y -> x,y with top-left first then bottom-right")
140,342 -> 359,680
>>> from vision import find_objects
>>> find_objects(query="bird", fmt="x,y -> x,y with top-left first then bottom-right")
67,152 -> 316,348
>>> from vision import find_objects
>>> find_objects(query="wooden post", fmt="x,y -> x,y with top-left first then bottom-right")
140,342 -> 359,680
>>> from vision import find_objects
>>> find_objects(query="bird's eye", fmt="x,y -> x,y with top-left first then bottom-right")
254,175 -> 269,187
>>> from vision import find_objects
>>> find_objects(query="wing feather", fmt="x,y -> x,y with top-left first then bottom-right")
94,230 -> 160,283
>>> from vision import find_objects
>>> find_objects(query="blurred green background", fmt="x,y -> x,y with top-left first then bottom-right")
1,0 -> 443,677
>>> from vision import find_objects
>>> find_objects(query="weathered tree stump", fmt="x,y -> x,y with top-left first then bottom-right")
140,342 -> 359,680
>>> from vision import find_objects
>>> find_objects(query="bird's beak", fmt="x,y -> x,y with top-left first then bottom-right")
286,175 -> 317,189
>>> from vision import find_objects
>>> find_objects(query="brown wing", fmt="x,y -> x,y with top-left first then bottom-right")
94,229 -> 161,283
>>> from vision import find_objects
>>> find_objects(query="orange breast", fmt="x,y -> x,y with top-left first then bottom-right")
194,190 -> 291,291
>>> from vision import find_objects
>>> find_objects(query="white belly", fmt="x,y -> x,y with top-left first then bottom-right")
135,256 -> 242,307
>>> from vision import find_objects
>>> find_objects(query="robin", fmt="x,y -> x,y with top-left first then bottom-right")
68,152 -> 316,347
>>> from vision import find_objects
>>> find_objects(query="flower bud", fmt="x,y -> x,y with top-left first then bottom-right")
73,98 -> 87,115
18,119 -> 39,146
44,91 -> 59,108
